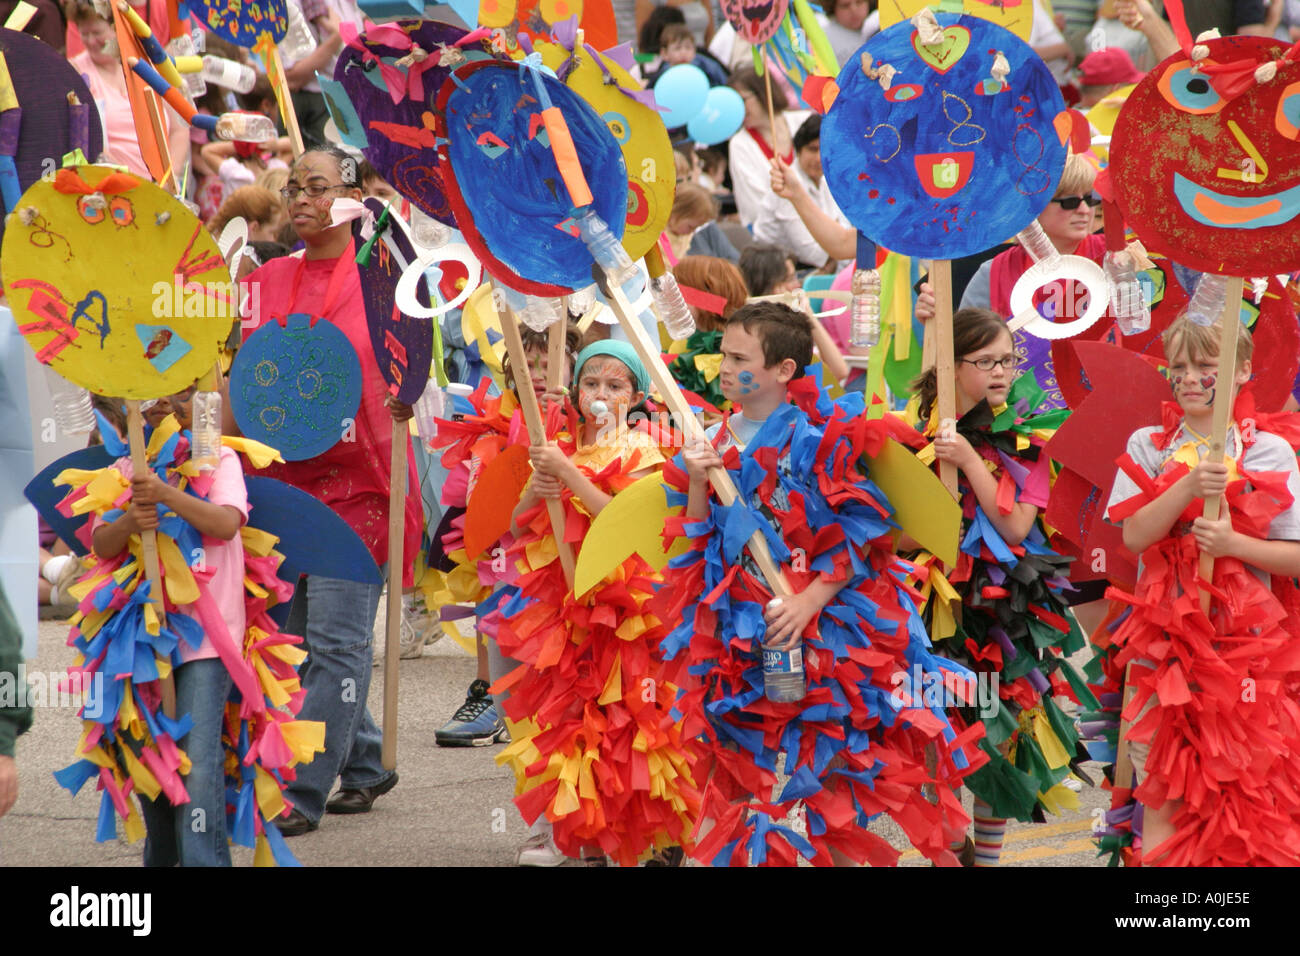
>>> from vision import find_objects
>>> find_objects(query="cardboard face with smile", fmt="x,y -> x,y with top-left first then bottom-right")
822,13 -> 1068,259
719,0 -> 790,45
1109,35 -> 1300,276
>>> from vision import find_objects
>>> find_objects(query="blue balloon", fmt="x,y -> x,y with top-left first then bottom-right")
687,85 -> 745,146
653,64 -> 710,128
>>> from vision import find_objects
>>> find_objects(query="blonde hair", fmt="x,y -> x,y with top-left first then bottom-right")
1163,314 -> 1253,368
255,167 -> 290,196
208,186 -> 280,238
1054,153 -> 1096,197
669,182 -> 718,226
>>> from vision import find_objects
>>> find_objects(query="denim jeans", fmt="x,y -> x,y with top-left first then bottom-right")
283,573 -> 394,822
140,657 -> 234,867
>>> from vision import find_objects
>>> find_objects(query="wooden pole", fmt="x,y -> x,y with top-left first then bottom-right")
929,259 -> 958,499
125,400 -> 176,720
762,57 -> 779,159
597,279 -> 793,598
492,288 -> 577,589
381,419 -> 406,771
258,35 -> 305,157
547,315 -> 566,399
1197,275 -> 1246,615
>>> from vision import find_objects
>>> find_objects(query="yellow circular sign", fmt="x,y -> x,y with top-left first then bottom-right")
878,1 -> 1033,41
537,41 -> 675,262
2,166 -> 232,399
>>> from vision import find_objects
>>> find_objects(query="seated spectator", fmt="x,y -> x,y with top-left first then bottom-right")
200,115 -> 292,204
1075,47 -> 1144,107
739,244 -> 800,298
208,185 -> 289,243
644,23 -> 729,87
819,0 -> 878,68
658,182 -> 739,265
753,114 -> 849,270
727,67 -> 809,229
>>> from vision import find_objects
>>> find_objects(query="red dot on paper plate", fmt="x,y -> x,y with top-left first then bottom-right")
868,189 -> 879,199
886,197 -> 896,205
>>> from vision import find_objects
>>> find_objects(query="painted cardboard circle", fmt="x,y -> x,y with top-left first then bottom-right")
878,1 -> 1033,42
0,29 -> 105,249
434,58 -> 629,295
193,0 -> 288,46
1109,36 -> 1300,276
719,0 -> 790,45
1,166 -> 231,399
822,13 -> 1067,259
230,313 -> 363,461
537,41 -> 674,263
333,20 -> 494,226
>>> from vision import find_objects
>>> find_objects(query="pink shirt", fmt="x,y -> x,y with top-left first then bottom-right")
69,50 -> 155,179
96,447 -> 249,664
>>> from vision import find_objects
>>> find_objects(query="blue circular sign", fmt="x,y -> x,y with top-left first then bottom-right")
231,313 -> 362,461
822,14 -> 1068,258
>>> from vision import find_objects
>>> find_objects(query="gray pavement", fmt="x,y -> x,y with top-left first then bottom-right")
1,610 -> 1109,867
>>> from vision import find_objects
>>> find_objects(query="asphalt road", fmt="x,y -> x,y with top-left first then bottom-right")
1,605 -> 1109,868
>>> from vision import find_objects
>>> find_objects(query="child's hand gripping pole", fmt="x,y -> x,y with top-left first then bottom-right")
1196,275 -> 1246,615
125,400 -> 177,721
491,284 -> 577,589
926,258 -> 959,500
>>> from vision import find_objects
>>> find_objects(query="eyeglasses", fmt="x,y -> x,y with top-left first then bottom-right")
280,183 -> 351,200
959,356 -> 1018,371
1051,194 -> 1102,210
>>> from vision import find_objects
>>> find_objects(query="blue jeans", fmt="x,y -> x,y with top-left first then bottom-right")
283,573 -> 394,822
140,657 -> 233,867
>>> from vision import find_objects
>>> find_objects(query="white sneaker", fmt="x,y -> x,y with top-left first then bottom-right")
1061,776 -> 1083,792
517,820 -> 566,867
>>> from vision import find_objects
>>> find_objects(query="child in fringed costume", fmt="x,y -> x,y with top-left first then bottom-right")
654,302 -> 985,867
52,391 -> 325,866
1097,315 -> 1300,866
900,308 -> 1096,866
488,340 -> 701,866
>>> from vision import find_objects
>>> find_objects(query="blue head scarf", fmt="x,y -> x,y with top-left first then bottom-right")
572,340 -> 650,397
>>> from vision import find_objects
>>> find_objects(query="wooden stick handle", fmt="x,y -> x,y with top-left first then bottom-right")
382,419 -> 405,771
125,400 -> 176,720
929,259 -> 958,500
492,288 -> 576,589
547,317 -> 567,395
1113,661 -> 1137,790
260,38 -> 304,157
1197,275 -> 1246,615
597,278 -> 793,598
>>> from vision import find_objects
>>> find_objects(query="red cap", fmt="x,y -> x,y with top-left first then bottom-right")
1078,48 -> 1144,86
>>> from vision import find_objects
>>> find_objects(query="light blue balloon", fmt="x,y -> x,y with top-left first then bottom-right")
686,85 -> 745,146
653,64 -> 710,128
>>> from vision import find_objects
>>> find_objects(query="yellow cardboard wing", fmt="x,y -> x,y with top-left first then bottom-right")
573,472 -> 690,597
869,437 -> 961,568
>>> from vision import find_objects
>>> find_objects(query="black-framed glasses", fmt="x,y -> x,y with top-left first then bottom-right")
1051,194 -> 1102,210
959,356 -> 1018,371
280,183 -> 351,200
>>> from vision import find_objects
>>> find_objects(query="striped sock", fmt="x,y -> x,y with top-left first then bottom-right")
972,801 -> 1006,867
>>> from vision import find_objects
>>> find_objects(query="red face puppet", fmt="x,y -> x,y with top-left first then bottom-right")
1109,35 -> 1300,276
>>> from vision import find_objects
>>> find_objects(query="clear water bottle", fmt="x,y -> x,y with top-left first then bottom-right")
566,284 -> 597,318
650,272 -> 695,339
762,598 -> 806,703
214,112 -> 277,143
520,296 -> 565,332
412,376 -> 445,440
43,365 -> 96,435
850,267 -> 881,347
201,55 -> 256,94
168,31 -> 207,98
1103,249 -> 1151,335
1016,219 -> 1059,265
1186,272 -> 1228,328
190,390 -> 223,470
410,207 -> 450,250
572,207 -> 639,291
280,0 -> 317,62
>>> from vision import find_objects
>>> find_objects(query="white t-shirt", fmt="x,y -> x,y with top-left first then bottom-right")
729,109 -> 811,229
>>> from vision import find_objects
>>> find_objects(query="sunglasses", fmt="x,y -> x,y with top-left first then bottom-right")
1051,194 -> 1103,210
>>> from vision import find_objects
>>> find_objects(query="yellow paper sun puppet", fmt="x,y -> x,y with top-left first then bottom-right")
2,165 -> 233,399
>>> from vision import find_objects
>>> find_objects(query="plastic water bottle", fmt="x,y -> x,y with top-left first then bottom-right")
412,376 -> 445,440
43,365 -> 95,435
445,381 -> 474,422
1186,272 -> 1228,328
762,598 -> 806,703
409,208 -> 450,250
168,31 -> 206,98
190,390 -> 223,470
650,272 -> 696,339
214,112 -> 277,143
1016,219 -> 1059,265
201,55 -> 256,94
280,0 -> 317,61
520,296 -> 565,332
850,267 -> 881,347
566,284 -> 597,318
1103,249 -> 1151,335
572,207 -> 639,292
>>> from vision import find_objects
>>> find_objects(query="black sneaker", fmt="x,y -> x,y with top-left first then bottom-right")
434,679 -> 509,747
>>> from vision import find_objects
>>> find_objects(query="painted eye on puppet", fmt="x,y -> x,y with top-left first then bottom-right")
884,84 -> 924,103
1276,81 -> 1300,141
109,196 -> 134,227
604,111 -> 631,144
76,196 -> 105,224
1158,61 -> 1226,115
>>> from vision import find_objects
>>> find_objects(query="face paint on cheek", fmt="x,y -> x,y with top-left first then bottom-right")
737,370 -> 757,395
1202,373 -> 1217,406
